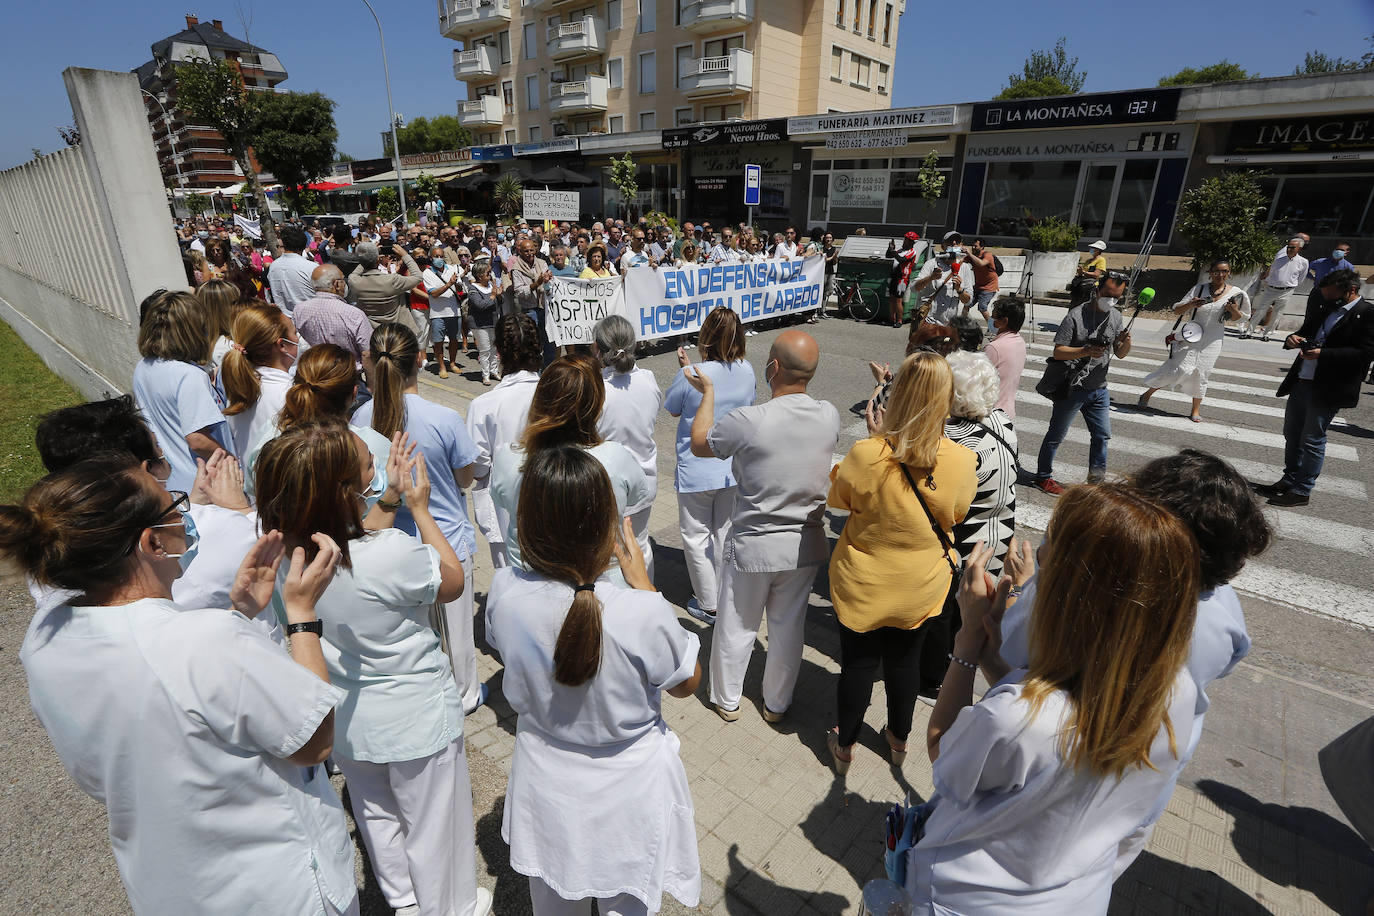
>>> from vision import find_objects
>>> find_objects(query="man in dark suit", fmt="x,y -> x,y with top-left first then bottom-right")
1255,269 -> 1374,507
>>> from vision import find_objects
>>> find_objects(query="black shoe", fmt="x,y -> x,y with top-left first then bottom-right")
1268,490 -> 1309,507
1251,480 -> 1287,498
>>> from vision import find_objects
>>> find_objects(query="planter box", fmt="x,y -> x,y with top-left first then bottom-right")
1028,250 -> 1080,299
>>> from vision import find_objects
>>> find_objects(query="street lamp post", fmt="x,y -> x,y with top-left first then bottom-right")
140,88 -> 189,214
360,0 -> 408,226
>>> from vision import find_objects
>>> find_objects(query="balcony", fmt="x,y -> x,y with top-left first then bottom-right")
548,75 -> 608,115
547,16 -> 605,61
680,48 -> 753,98
438,0 -> 511,39
452,44 -> 499,79
526,0 -> 582,10
679,0 -> 754,33
457,94 -> 504,127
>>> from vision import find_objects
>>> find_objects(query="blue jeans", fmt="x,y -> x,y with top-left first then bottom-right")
1281,380 -> 1340,496
1036,386 -> 1111,480
429,315 -> 462,342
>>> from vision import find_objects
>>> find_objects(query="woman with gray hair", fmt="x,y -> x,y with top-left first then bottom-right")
464,259 -> 503,385
943,350 -> 1018,577
593,314 -> 663,581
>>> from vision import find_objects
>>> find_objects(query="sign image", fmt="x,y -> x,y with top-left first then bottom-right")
825,129 -> 910,150
743,164 -> 761,207
544,257 -> 826,345
663,118 -> 789,149
1227,115 -> 1374,155
523,189 -> 580,222
830,170 -> 890,209
788,106 -> 956,134
972,88 -> 1181,132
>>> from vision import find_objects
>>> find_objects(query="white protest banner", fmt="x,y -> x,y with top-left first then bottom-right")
544,274 -> 627,346
628,255 -> 826,340
233,213 -> 262,239
523,189 -> 579,222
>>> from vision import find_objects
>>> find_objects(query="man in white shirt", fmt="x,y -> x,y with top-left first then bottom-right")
685,330 -> 841,724
1244,237 -> 1309,341
268,226 -> 319,317
708,229 -> 742,265
422,248 -> 464,378
619,228 -> 655,273
911,232 -> 974,326
772,226 -> 800,260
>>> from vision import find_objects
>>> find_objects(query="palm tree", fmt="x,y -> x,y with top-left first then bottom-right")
494,174 -> 524,222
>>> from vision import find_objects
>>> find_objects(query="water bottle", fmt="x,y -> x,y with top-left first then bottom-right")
858,878 -> 914,916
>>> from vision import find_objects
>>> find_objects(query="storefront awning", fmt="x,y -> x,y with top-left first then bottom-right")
1207,151 -> 1374,165
306,180 -> 351,190
348,165 -> 478,190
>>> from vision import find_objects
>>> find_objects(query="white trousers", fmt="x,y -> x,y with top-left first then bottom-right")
528,876 -> 648,916
676,487 -> 736,611
436,556 -> 482,712
336,738 -> 480,916
708,564 -> 817,714
1249,285 -> 1293,331
410,307 -> 432,352
473,325 -> 499,379
627,504 -> 655,585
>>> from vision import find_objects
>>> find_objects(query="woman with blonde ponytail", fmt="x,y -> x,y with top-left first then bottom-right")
221,302 -> 300,456
486,445 -> 702,916
354,321 -> 485,713
241,343 -> 390,503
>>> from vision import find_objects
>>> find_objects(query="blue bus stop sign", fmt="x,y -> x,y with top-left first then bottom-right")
743,164 -> 761,207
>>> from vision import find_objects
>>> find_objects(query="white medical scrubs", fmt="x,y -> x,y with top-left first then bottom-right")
466,370 -> 539,569
598,365 -> 664,581
486,568 -> 701,914
20,597 -> 356,916
226,365 -> 292,457
133,357 -> 234,491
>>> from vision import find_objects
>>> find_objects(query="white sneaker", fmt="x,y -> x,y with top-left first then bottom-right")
394,906 -> 420,916
473,887 -> 494,916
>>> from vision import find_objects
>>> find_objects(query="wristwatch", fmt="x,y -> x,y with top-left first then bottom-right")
286,620 -> 323,637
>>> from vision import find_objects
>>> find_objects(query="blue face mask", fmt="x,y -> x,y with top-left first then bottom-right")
1334,250 -> 1349,262
432,257 -> 447,271
152,510 -> 200,573
357,456 -> 386,512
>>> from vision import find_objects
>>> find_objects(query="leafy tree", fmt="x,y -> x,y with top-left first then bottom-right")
1293,50 -> 1362,74
295,189 -> 323,215
494,173 -> 524,221
395,115 -> 474,155
185,192 -> 212,217
174,54 -> 280,254
415,172 -> 441,207
913,150 -> 946,242
1175,171 -> 1278,275
1158,60 -> 1252,86
609,153 -> 639,221
248,90 -> 338,217
336,152 -> 356,163
56,125 -> 81,147
1027,216 -> 1083,252
1364,33 -> 1374,69
376,187 -> 400,223
997,37 -> 1086,100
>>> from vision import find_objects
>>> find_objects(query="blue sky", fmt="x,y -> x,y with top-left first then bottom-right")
1,0 -> 1371,170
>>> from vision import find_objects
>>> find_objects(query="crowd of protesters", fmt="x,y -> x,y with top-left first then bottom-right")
13,202 -> 1355,916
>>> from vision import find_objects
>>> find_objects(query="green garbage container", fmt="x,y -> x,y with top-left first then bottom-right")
834,237 -> 929,321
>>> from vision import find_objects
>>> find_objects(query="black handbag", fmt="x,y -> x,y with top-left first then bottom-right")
1035,355 -> 1074,401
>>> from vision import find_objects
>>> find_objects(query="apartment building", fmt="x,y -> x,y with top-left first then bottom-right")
438,0 -> 904,145
134,15 -> 288,190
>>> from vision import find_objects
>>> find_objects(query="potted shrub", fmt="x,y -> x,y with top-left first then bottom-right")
1026,215 -> 1084,298
1176,171 -> 1279,296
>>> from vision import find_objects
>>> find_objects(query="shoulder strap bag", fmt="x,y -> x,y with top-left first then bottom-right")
889,441 -> 961,580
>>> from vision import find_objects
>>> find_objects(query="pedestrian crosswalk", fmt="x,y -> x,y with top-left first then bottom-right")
1005,337 -> 1372,626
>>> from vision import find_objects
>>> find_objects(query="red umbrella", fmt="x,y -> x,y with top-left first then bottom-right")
305,180 -> 350,191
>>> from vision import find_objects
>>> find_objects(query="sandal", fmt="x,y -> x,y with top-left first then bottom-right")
1189,414 -> 1203,423
883,725 -> 908,767
826,727 -> 853,776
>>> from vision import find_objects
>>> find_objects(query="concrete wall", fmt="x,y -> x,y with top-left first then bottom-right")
0,68 -> 186,396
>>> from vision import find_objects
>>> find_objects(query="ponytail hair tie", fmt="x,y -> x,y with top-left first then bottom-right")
230,342 -> 247,354
574,583 -> 596,593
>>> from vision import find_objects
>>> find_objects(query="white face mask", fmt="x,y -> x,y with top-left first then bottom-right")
764,359 -> 778,386
1096,296 -> 1118,310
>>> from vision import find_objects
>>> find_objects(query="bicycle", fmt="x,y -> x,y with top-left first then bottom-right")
834,275 -> 881,322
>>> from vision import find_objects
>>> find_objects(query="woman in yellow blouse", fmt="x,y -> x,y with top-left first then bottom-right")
578,243 -> 618,280
826,351 -> 977,774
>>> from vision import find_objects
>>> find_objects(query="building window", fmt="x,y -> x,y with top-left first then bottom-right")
877,62 -> 889,94
703,35 -> 743,58
638,0 -> 655,32
505,129 -> 515,144
607,0 -> 622,29
529,126 -> 542,141
638,50 -> 656,93
830,46 -> 844,81
836,0 -> 844,27
675,44 -> 693,88
526,74 -> 540,109
609,114 -> 625,133
607,57 -> 623,89
502,80 -> 515,115
852,0 -> 861,32
546,14 -> 560,29
498,30 -> 511,64
675,106 -> 694,125
883,4 -> 893,44
851,54 -> 871,88
702,102 -> 742,121
522,22 -> 536,59
867,0 -> 877,38
639,111 -> 657,130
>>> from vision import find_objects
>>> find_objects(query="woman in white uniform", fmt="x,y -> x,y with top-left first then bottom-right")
487,445 -> 702,916
5,452 -> 356,915
467,314 -> 543,570
1137,259 -> 1249,423
594,314 -> 663,582
255,422 -> 493,916
490,355 -> 649,579
242,343 -> 389,504
223,301 -> 301,455
908,484 -> 1200,913
662,307 -> 756,624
